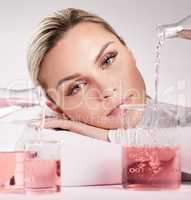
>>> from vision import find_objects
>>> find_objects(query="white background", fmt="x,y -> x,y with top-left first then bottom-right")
0,0 -> 191,105
0,0 -> 191,145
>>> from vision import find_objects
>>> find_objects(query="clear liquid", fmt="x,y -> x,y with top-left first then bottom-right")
0,151 -> 35,193
155,28 -> 191,104
33,87 -> 46,142
0,98 -> 40,120
122,146 -> 181,189
154,36 -> 164,105
0,87 -> 46,122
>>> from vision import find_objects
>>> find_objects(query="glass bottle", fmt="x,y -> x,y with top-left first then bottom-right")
157,14 -> 191,40
19,125 -> 62,193
0,86 -> 47,122
119,103 -> 181,189
0,86 -> 42,193
0,86 -> 62,193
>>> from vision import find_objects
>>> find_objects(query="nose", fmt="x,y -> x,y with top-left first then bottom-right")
91,74 -> 117,100
101,88 -> 117,100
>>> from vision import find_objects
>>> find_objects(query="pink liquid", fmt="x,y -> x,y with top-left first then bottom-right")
178,30 -> 191,40
24,158 -> 61,193
122,146 -> 181,189
0,151 -> 35,193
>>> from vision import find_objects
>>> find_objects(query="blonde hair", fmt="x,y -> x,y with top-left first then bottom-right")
27,8 -> 126,87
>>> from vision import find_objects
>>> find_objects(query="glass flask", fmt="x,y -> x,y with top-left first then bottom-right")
0,87 -> 47,121
0,86 -> 62,193
21,125 -> 62,194
120,104 -> 181,189
157,14 -> 191,40
0,86 -> 42,193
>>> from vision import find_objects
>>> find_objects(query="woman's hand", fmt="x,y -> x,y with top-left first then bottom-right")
44,117 -> 109,142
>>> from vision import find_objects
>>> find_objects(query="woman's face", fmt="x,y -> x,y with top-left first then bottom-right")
40,22 -> 146,129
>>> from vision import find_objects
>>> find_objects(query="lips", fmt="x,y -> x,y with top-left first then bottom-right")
107,96 -> 132,117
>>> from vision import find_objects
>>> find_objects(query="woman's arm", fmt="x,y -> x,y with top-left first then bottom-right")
44,117 -> 135,144
44,117 -> 109,142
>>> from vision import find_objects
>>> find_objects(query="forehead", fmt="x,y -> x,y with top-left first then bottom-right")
40,22 -> 119,86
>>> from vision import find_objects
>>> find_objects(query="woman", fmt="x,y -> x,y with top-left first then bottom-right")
28,8 -> 148,140
28,8 -> 191,141
28,7 -> 191,181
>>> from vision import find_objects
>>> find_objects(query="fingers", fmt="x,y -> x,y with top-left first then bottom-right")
44,117 -> 109,142
44,118 -> 73,130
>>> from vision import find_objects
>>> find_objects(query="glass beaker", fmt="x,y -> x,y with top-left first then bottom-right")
120,104 -> 181,189
0,121 -> 37,193
0,86 -> 44,193
23,125 -> 62,193
0,151 -> 36,193
0,85 -> 61,193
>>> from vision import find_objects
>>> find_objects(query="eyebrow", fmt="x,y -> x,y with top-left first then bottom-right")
56,41 -> 114,89
56,73 -> 80,89
94,41 -> 115,64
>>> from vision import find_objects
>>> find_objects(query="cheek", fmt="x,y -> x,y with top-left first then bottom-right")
127,67 -> 145,89
63,100 -> 103,122
114,56 -> 145,100
126,68 -> 146,103
117,53 -> 144,90
110,51 -> 135,83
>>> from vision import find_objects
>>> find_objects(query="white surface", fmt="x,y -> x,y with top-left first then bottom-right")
0,184 -> 190,200
60,132 -> 121,186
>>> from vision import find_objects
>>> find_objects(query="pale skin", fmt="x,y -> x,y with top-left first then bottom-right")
39,22 -> 147,142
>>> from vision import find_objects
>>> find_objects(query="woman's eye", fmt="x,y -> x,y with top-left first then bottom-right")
67,81 -> 87,96
101,52 -> 117,69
